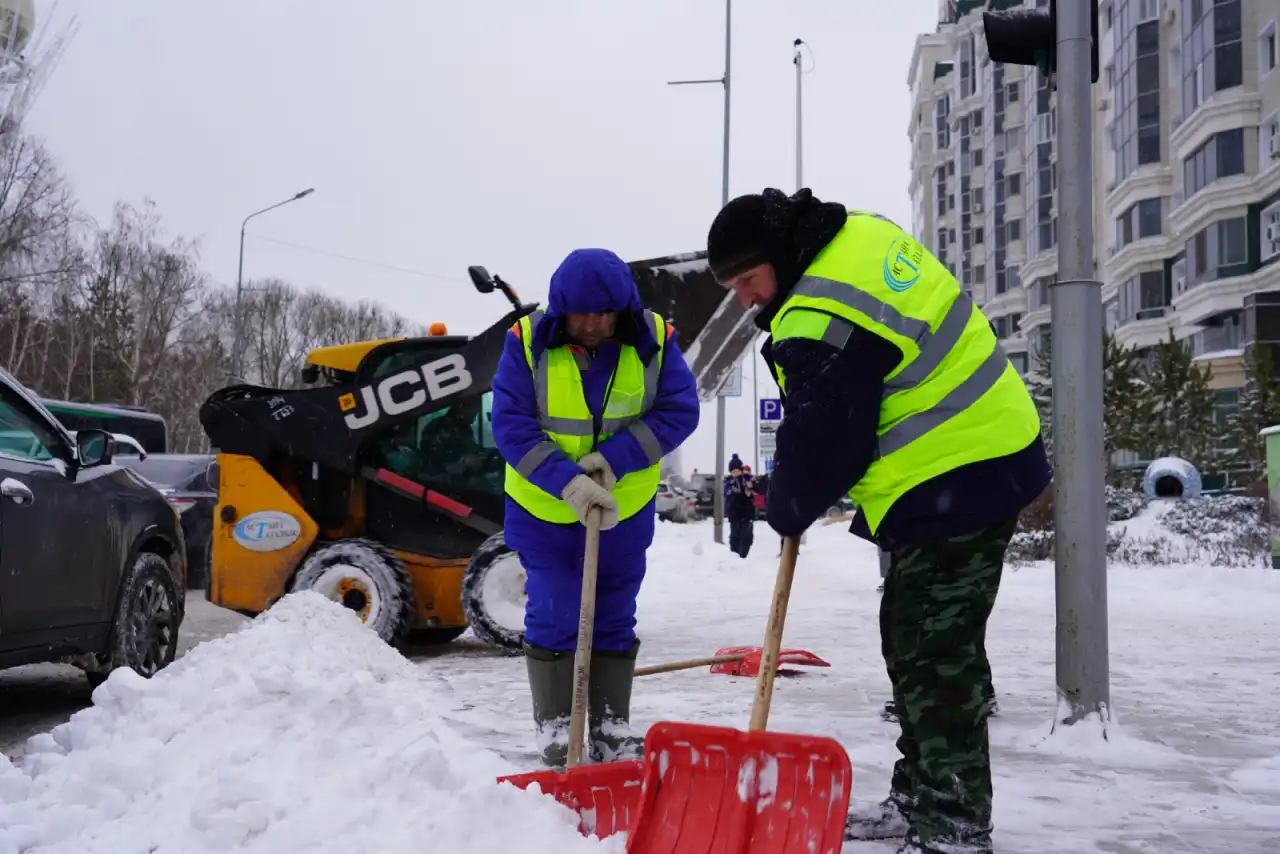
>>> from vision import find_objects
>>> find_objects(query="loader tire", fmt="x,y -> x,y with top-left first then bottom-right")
291,538 -> 414,647
461,532 -> 526,652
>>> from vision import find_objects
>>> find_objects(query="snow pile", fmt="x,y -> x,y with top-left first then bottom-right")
1110,497 -> 1267,567
0,592 -> 619,854
1010,490 -> 1268,567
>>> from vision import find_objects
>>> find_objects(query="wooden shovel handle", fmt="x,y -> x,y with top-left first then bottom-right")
747,535 -> 801,732
566,505 -> 602,767
632,652 -> 748,677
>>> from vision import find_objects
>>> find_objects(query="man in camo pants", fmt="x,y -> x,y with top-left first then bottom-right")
705,188 -> 1050,853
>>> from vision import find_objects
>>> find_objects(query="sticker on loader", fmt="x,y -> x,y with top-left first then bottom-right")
233,510 -> 303,552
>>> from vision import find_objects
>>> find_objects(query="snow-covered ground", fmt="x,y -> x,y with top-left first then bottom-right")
3,506 -> 1279,852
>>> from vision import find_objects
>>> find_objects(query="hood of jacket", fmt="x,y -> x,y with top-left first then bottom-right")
532,248 -> 660,363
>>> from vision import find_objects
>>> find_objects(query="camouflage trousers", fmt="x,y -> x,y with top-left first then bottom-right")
880,517 -> 1017,849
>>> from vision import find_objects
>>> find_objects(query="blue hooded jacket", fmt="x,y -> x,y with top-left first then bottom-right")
490,248 -> 701,556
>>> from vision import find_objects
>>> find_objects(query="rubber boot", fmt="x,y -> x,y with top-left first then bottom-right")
844,790 -> 913,841
588,640 -> 644,763
524,642 -> 575,768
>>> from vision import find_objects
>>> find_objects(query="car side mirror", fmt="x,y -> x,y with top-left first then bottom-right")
76,428 -> 112,467
468,265 -> 495,293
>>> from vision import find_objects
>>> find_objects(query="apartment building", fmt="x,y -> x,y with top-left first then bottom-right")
907,0 -> 1280,413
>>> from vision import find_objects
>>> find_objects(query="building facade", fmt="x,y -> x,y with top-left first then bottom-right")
908,0 -> 1280,391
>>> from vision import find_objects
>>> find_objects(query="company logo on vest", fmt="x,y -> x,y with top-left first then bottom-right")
233,510 -> 303,552
882,236 -> 925,293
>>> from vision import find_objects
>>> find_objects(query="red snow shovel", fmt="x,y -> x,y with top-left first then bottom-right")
497,503 -> 647,838
624,535 -> 852,853
633,647 -> 831,678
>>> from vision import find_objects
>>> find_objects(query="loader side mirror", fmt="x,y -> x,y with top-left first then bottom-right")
468,265 -> 495,293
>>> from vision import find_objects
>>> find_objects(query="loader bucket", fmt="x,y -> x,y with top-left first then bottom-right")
497,758 -> 646,840
625,721 -> 852,854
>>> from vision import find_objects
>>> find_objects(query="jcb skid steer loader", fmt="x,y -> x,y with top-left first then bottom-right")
199,267 -> 538,650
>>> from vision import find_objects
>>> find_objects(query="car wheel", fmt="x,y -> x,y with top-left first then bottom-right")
83,551 -> 182,685
461,531 -> 526,652
291,539 -> 414,647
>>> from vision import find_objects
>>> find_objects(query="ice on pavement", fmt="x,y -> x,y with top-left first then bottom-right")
0,592 -> 620,854
4,504 -> 1280,853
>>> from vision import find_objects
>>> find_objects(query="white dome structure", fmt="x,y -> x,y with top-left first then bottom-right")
0,0 -> 33,68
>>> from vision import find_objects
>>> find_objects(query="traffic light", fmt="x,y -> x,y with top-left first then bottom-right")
982,0 -> 1099,85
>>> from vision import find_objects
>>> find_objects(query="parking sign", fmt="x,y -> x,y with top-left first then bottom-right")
759,398 -> 782,421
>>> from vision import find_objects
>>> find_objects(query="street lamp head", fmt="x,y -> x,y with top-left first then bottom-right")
295,188 -> 315,199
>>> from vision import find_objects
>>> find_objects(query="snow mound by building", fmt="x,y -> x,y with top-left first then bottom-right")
0,592 -> 619,854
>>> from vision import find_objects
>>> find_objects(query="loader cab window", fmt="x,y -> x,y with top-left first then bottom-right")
361,342 -> 503,499
374,393 -> 502,497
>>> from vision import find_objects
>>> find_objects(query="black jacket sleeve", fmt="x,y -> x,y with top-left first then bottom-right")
765,319 -> 903,537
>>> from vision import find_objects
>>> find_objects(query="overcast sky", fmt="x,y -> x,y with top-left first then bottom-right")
25,0 -> 939,474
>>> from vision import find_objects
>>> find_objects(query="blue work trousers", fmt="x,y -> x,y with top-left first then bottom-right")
521,545 -> 646,652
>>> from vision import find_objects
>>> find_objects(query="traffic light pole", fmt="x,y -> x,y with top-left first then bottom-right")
1050,0 -> 1110,732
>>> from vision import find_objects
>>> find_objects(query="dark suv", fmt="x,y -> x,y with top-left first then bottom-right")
0,369 -> 187,685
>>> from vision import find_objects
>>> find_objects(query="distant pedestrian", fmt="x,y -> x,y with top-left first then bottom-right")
724,454 -> 756,557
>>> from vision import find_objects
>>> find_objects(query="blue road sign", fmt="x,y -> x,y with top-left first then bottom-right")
759,398 -> 782,421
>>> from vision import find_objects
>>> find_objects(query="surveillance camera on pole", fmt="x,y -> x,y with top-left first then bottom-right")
982,0 -> 1100,87
983,0 -> 1111,735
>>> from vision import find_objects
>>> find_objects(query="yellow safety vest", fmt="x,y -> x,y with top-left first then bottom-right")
770,212 -> 1041,535
504,309 -> 669,524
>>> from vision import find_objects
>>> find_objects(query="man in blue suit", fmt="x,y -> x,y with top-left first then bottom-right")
490,248 -> 700,767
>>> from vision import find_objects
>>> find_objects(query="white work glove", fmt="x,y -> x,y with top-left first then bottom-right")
561,473 -> 619,530
576,451 -> 617,490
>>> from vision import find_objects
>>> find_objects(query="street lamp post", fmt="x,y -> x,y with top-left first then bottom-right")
668,0 -> 732,545
229,188 -> 316,384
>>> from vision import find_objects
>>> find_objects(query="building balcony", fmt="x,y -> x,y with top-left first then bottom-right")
1104,164 -> 1172,223
1168,174 -> 1256,242
1105,234 -> 1179,287
1175,264 -> 1280,328
1168,89 -> 1263,163
1019,248 -> 1058,285
1112,309 -> 1176,350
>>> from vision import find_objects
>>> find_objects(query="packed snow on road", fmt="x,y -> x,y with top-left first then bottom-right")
3,504 -> 1279,853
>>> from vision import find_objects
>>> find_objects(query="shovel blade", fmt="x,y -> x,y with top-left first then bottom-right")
498,758 -> 645,840
710,645 -> 832,678
626,721 -> 852,854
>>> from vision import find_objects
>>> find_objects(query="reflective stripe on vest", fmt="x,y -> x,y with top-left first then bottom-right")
504,309 -> 668,524
788,276 -> 1012,457
770,213 -> 1040,534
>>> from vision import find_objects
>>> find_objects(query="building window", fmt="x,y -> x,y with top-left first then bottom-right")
1261,201 -> 1280,262
1007,81 -> 1019,103
1113,10 -> 1162,182
1261,113 -> 1280,166
1262,21 -> 1277,77
1138,0 -> 1159,21
1182,128 -> 1246,199
1182,0 -> 1242,118
1007,173 -> 1022,195
935,95 -> 951,151
1118,269 -> 1171,325
974,264 -> 986,284
1116,197 -> 1164,248
1008,219 -> 1022,241
1185,216 -> 1248,288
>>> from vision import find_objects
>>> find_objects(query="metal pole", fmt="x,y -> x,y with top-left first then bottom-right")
794,39 -> 804,190
711,0 -> 732,546
230,226 -> 248,384
1050,0 -> 1109,732
227,188 -> 316,384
